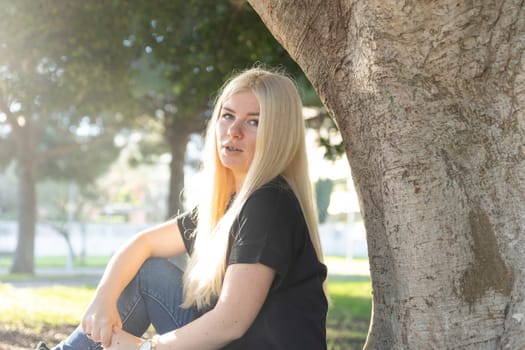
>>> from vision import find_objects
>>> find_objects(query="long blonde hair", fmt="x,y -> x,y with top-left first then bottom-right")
182,67 -> 324,309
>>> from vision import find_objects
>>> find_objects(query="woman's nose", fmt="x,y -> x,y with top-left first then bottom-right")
228,121 -> 243,138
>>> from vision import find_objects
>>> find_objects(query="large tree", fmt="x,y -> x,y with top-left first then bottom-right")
249,1 -> 525,349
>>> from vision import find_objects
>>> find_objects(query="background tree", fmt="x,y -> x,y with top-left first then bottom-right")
315,178 -> 334,223
0,0 -> 318,273
122,0 -> 309,217
0,1 -> 136,273
249,0 -> 525,349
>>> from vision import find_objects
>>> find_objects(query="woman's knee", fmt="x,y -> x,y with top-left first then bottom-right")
137,258 -> 184,286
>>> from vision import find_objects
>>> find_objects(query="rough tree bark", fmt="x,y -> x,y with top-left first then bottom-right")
248,1 -> 525,349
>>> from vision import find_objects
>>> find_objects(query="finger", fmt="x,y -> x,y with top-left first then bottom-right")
82,325 -> 92,338
82,315 -> 95,337
91,328 -> 101,343
81,320 -> 89,334
100,325 -> 113,348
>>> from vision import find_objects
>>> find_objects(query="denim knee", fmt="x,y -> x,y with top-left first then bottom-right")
137,258 -> 184,284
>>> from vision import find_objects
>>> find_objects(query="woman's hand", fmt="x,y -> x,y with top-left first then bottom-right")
81,296 -> 123,348
78,219 -> 186,348
103,327 -> 143,350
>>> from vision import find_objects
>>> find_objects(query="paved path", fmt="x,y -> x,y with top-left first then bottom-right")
0,266 -> 103,287
0,258 -> 369,287
326,258 -> 370,277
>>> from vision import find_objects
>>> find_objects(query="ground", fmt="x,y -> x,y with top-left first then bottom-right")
0,324 -> 76,350
0,258 -> 369,349
0,324 -> 157,350
0,322 -> 367,350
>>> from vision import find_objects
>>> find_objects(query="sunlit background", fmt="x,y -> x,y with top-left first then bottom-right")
0,2 -> 371,349
0,0 -> 366,273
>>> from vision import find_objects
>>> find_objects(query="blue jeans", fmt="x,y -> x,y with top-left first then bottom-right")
52,258 -> 196,350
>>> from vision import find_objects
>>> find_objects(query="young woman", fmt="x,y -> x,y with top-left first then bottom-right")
37,67 -> 328,350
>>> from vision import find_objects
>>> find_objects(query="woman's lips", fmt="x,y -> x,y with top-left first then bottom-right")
223,144 -> 242,152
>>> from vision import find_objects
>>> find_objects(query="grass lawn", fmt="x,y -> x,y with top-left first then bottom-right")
327,276 -> 371,349
0,257 -> 372,349
0,283 -> 93,328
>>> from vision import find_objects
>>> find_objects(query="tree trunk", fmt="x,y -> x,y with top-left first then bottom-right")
10,123 -> 37,274
164,117 -> 200,218
166,130 -> 189,218
249,1 -> 525,349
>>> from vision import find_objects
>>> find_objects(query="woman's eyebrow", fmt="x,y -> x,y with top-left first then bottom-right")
222,106 -> 260,116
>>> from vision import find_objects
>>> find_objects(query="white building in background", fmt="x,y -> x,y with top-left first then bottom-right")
304,116 -> 368,259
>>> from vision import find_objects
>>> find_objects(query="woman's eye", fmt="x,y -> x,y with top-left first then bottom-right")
221,113 -> 234,120
248,119 -> 259,127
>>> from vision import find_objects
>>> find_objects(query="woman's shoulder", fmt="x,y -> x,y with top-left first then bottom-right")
244,176 -> 300,214
255,175 -> 291,192
250,176 -> 295,200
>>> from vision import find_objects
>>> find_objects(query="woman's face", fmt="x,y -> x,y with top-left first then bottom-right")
216,90 -> 260,188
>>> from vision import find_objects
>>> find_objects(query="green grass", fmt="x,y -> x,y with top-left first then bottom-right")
0,283 -> 94,331
0,255 -> 372,349
0,277 -> 371,349
329,277 -> 372,317
326,277 -> 372,349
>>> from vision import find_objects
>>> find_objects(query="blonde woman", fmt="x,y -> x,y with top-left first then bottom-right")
37,67 -> 328,350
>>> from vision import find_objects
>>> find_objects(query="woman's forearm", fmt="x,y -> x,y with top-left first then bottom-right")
94,234 -> 152,302
82,219 -> 187,348
156,308 -> 241,350
94,218 -> 184,302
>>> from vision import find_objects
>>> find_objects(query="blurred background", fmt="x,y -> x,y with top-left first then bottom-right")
0,3 -> 371,348
0,0 -> 367,275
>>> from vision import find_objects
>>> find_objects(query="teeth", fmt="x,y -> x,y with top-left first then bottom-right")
226,146 -> 240,152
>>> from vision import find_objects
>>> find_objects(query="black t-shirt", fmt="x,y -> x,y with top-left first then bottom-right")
177,176 -> 328,349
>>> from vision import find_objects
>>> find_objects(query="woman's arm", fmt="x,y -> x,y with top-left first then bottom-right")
82,218 -> 186,347
107,262 -> 275,350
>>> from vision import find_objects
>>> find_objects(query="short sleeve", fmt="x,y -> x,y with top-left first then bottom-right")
228,182 -> 305,288
176,207 -> 198,255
